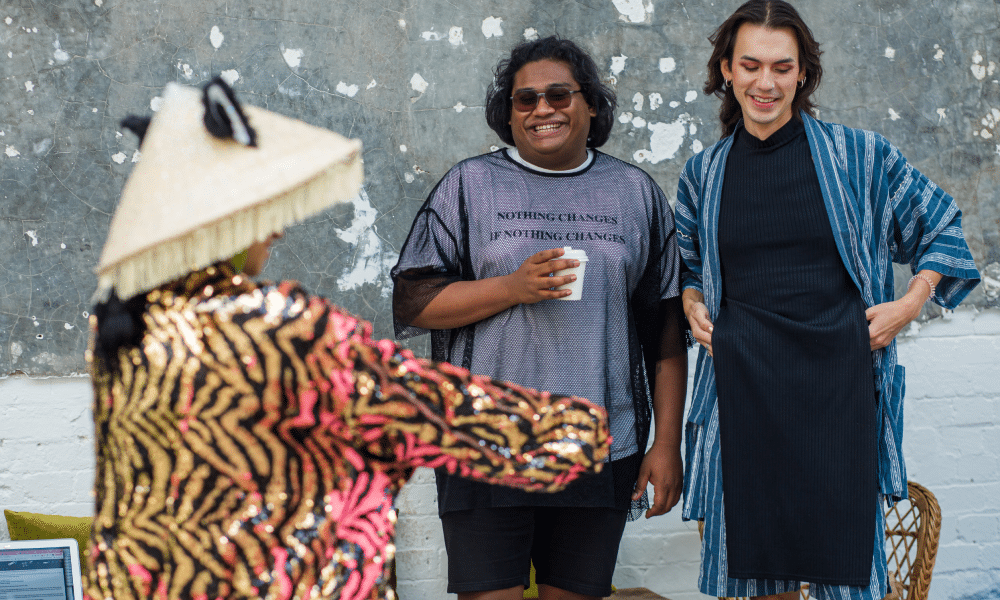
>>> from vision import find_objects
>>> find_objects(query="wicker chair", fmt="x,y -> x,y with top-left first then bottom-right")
700,480 -> 942,600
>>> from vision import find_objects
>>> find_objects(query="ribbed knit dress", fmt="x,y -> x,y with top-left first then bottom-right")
712,118 -> 877,584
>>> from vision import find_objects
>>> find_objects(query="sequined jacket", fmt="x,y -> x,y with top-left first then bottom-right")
86,264 -> 609,600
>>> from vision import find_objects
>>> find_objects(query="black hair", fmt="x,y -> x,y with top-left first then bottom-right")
91,290 -> 147,373
485,36 -> 617,148
704,0 -> 823,138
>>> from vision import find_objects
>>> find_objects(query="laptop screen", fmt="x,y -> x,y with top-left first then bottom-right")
0,539 -> 82,600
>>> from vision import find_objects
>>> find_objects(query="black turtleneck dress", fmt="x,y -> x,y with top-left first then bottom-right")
712,118 -> 877,585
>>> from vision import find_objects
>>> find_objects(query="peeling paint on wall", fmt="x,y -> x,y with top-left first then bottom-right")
336,82 -> 360,97
612,0 -> 654,24
52,39 -> 68,62
978,107 -> 1000,139
410,73 -> 428,93
209,26 -> 224,49
633,114 -> 698,165
971,50 -> 997,81
481,17 -> 503,39
334,188 -> 399,296
282,47 -> 304,69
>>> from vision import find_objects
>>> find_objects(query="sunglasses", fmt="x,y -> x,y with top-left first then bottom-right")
510,86 -> 583,111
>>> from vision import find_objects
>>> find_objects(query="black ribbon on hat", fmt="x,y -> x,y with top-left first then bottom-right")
119,75 -> 257,147
202,76 -> 257,147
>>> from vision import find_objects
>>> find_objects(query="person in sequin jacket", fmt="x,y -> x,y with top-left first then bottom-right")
85,79 -> 610,600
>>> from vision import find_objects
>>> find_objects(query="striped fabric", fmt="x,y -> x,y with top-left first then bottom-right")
676,113 -> 980,514
675,114 -> 980,593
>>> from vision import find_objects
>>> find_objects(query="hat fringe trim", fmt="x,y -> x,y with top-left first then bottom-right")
95,158 -> 363,301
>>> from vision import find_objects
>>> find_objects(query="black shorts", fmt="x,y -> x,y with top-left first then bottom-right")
440,505 -> 628,596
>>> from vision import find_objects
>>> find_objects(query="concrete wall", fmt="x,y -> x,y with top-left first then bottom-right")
3,307 -> 998,599
1,0 -> 998,375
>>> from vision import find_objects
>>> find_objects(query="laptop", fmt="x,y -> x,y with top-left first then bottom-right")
0,538 -> 84,600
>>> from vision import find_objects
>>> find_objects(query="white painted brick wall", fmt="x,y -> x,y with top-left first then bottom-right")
2,307 -> 997,599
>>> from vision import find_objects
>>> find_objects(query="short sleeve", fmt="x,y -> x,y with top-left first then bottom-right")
631,175 -> 685,379
390,167 -> 468,339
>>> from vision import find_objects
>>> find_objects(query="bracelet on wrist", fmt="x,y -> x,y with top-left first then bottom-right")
907,273 -> 936,301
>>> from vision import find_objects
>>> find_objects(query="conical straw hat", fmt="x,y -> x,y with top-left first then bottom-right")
96,82 -> 363,300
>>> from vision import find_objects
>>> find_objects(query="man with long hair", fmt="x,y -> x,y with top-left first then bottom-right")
676,1 -> 979,599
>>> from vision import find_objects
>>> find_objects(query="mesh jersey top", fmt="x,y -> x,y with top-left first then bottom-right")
392,149 -> 685,516
85,263 -> 610,600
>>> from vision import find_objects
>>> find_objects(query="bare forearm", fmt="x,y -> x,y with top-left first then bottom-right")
866,269 -> 944,350
410,247 -> 581,330
898,269 -> 943,318
410,277 -> 516,329
650,353 -> 687,449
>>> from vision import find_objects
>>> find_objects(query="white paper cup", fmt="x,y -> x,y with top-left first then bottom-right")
551,246 -> 588,301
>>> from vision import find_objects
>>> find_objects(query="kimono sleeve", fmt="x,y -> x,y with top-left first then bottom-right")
675,155 -> 706,296
390,166 -> 468,339
310,302 -> 611,493
880,138 -> 981,307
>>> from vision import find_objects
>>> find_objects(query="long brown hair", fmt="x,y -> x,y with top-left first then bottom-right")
705,0 -> 823,138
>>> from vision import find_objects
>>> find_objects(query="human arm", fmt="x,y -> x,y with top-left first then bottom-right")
632,352 -> 687,518
682,287 -> 713,356
862,138 -> 980,348
674,154 -> 715,357
410,248 -> 580,330
309,302 -> 611,492
880,138 -> 979,306
392,165 -> 580,334
865,270 -> 942,350
629,176 -> 690,518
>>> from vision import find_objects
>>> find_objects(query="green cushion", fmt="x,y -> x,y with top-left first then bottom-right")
4,510 -> 91,577
524,561 -> 538,598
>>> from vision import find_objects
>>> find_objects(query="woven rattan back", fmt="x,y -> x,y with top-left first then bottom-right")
702,481 -> 941,600
884,481 -> 942,600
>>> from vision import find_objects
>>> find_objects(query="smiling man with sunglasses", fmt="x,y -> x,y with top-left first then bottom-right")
392,36 -> 688,600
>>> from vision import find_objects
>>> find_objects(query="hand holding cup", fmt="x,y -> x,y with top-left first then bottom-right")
505,247 -> 582,304
550,246 -> 588,301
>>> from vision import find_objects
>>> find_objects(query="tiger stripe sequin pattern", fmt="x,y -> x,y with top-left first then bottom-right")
86,264 -> 609,600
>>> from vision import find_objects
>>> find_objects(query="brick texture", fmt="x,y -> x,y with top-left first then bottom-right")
2,308 -> 997,599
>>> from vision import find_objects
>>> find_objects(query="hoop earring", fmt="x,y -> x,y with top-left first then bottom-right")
724,79 -> 732,90
798,78 -> 805,88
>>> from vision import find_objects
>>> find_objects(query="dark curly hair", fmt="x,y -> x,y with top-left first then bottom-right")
705,0 -> 823,138
485,36 -> 617,148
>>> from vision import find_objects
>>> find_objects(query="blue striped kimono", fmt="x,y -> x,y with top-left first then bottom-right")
675,113 -> 980,596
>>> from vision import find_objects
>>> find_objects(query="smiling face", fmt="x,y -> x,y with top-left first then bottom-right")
721,23 -> 805,140
508,59 -> 596,171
